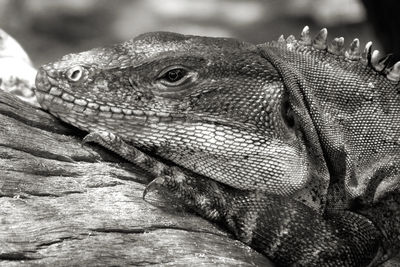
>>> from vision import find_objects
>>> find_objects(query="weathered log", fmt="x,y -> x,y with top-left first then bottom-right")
0,90 -> 273,266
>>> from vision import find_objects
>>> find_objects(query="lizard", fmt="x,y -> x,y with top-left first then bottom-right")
34,26 -> 400,267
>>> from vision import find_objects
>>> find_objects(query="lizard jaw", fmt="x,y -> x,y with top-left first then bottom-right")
35,66 -> 310,197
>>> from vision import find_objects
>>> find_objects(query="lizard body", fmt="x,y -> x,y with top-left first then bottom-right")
35,27 -> 400,266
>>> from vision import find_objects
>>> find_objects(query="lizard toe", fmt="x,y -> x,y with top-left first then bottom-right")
142,176 -> 166,200
82,131 -> 116,145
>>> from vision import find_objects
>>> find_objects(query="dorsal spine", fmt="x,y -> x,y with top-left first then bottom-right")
271,26 -> 400,83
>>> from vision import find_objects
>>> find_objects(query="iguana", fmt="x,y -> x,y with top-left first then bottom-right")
34,26 -> 400,267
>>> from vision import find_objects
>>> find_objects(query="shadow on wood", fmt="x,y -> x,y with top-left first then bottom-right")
0,90 -> 274,266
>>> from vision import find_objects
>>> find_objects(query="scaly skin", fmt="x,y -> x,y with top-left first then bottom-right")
34,27 -> 400,266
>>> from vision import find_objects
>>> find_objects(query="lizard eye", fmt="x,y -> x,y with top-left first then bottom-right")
158,67 -> 189,86
66,66 -> 83,82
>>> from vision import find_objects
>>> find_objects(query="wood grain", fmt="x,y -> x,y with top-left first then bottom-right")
0,90 -> 274,266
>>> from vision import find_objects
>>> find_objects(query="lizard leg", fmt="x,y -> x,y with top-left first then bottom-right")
83,131 -> 167,177
227,194 -> 382,267
356,190 -> 400,265
143,169 -> 382,267
144,173 -> 383,267
83,131 -> 381,267
82,131 -> 228,221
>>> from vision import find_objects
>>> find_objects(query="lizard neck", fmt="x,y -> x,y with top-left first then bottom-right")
258,42 -> 400,210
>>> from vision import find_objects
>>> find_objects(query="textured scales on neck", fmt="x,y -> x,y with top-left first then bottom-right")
259,27 -> 400,209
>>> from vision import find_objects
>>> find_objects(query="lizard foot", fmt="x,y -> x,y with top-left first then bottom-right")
83,131 -> 135,160
142,175 -> 166,199
143,170 -> 230,222
83,131 -> 229,222
82,131 -> 170,177
83,131 -> 116,144
83,131 -> 228,221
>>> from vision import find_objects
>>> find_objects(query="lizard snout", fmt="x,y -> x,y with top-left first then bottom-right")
35,67 -> 51,92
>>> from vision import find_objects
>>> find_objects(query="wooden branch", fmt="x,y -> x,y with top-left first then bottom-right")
0,90 -> 274,266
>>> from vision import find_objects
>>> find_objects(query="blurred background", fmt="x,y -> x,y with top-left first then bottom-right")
0,0 -> 398,67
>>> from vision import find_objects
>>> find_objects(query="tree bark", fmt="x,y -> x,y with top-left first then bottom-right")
0,90 -> 273,266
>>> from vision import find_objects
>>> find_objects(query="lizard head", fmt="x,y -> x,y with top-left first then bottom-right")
35,32 -> 313,200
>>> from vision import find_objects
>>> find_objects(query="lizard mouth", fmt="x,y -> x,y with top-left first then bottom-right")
35,67 -> 186,131
35,67 -> 260,135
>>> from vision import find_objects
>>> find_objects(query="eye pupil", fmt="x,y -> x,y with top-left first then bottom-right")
66,66 -> 83,82
165,69 -> 185,82
71,70 -> 80,79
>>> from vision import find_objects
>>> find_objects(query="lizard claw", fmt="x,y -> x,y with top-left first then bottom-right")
81,132 -> 98,148
81,131 -> 122,155
142,176 -> 166,200
82,132 -> 98,144
82,131 -> 116,144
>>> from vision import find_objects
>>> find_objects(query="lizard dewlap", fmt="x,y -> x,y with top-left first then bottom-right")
35,26 -> 400,267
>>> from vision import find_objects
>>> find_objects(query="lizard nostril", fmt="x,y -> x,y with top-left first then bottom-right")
35,67 -> 51,91
66,66 -> 83,82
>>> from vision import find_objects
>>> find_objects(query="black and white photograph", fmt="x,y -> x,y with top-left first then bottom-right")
0,0 -> 399,266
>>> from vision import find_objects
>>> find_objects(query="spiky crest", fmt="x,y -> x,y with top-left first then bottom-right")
269,26 -> 400,83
